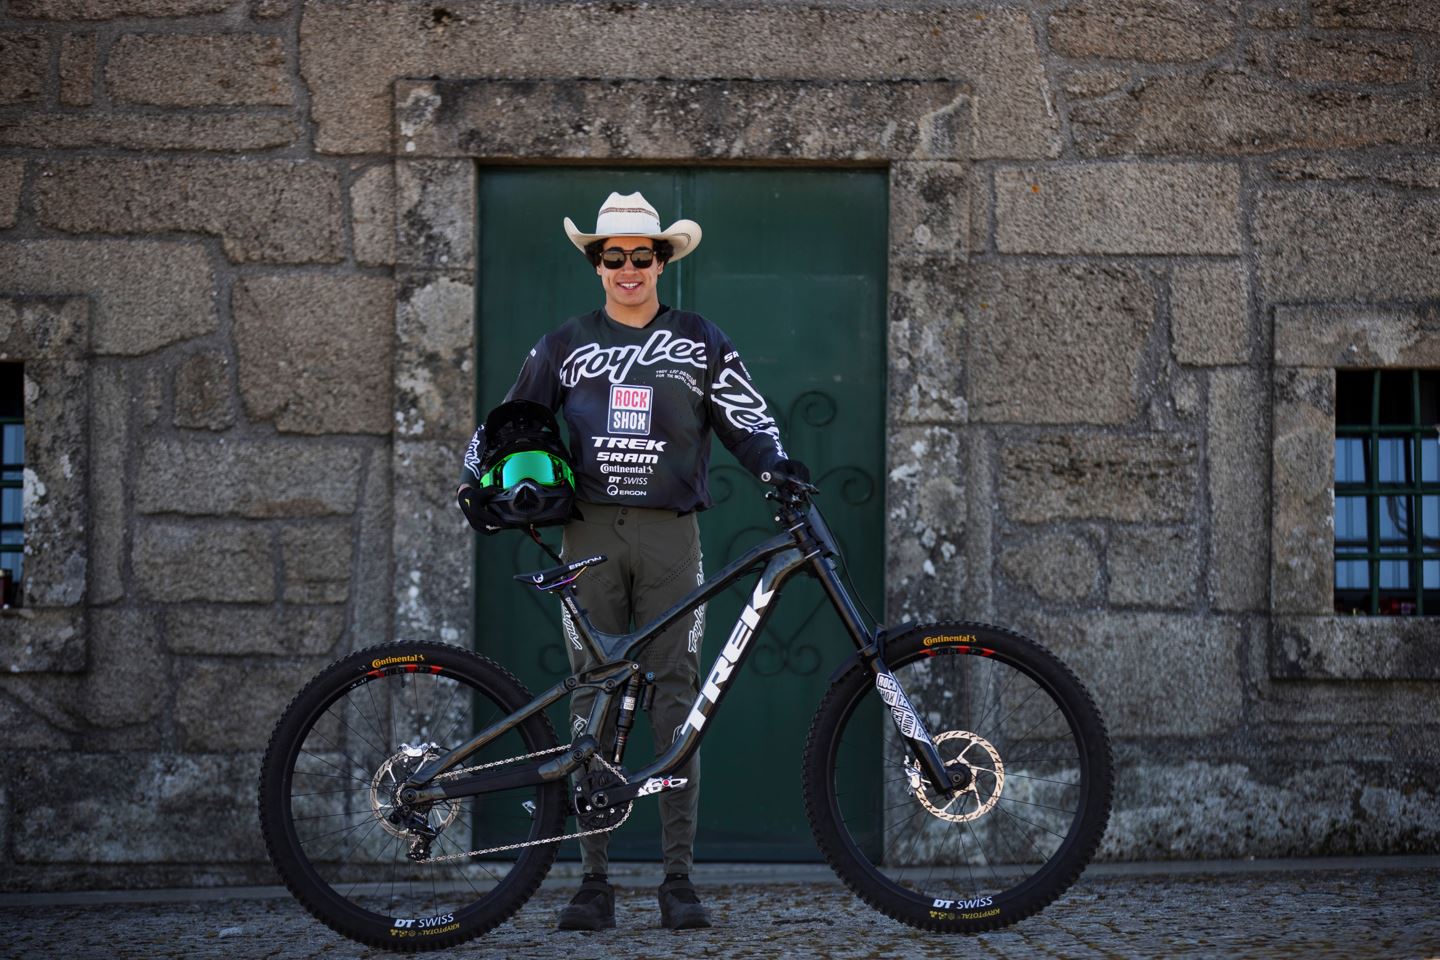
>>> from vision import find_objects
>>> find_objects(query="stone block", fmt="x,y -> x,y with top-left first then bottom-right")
969,263 -> 1152,425
1108,525 -> 1198,609
304,6 -> 1057,158
135,439 -> 361,518
108,34 -> 290,107
1310,0 -> 1440,32
996,163 -> 1241,255
0,159 -> 22,229
999,531 -> 1101,602
1047,0 -> 1237,63
889,162 -> 969,259
1100,761 -> 1439,860
59,32 -> 96,106
90,365 -> 126,604
1274,306 -> 1440,368
394,160 -> 473,270
1273,37 -> 1414,85
20,363 -> 89,609
1061,68 -> 1131,98
1072,70 -> 1440,156
253,0 -> 292,18
12,752 -> 265,864
165,604 -> 344,656
351,163 -> 395,266
1208,368 -> 1269,613
0,239 -> 215,355
1018,612 -> 1244,738
34,160 -> 342,265
397,78 -> 977,164
133,520 -> 275,603
0,296 -> 88,358
352,445 -> 394,656
9,0 -> 232,16
282,522 -> 352,604
884,426 -> 965,622
174,350 -> 234,431
79,609 -> 166,729
1171,262 -> 1249,366
0,113 -> 300,152
394,271 -> 474,441
0,33 -> 46,104
0,609 -> 85,673
1268,154 -> 1440,191
1256,190 -> 1440,302
887,257 -> 967,424
1001,433 -> 1199,523
175,659 -> 319,751
233,274 -> 393,433
1270,367 -> 1332,615
1272,617 -> 1440,680
394,440 -> 473,648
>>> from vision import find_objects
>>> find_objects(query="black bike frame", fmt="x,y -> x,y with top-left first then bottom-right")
400,499 -> 957,808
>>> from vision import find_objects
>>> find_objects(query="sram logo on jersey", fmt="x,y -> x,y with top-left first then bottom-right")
608,384 -> 652,435
680,580 -> 775,734
560,329 -> 707,387
591,436 -> 667,465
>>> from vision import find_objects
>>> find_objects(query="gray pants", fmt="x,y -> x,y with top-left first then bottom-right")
561,502 -> 705,876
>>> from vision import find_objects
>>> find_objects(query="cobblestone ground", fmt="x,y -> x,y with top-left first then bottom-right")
1,864 -> 1436,960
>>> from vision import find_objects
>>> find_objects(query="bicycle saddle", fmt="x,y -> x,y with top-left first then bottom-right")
513,554 -> 608,591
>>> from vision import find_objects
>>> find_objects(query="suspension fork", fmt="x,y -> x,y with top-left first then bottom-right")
810,552 -> 961,795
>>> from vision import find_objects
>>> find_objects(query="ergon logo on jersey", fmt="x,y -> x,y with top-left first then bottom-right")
559,330 -> 707,386
608,384 -> 652,435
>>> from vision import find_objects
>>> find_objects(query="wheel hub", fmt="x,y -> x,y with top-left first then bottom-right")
904,730 -> 1005,823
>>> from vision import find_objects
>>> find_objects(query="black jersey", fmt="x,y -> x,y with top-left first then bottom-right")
461,306 -> 788,513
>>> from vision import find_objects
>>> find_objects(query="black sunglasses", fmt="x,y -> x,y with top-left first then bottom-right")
600,247 -> 657,269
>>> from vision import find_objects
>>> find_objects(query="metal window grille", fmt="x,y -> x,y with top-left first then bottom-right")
1334,369 -> 1440,616
0,362 -> 22,608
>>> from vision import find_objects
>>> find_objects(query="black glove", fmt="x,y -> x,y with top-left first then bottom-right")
761,458 -> 811,488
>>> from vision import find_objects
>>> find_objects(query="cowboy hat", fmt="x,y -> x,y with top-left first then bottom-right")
563,191 -> 702,262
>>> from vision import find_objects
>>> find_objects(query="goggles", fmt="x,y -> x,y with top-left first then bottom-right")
600,247 -> 656,270
481,450 -> 575,490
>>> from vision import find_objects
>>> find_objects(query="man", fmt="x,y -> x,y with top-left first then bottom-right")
458,191 -> 806,931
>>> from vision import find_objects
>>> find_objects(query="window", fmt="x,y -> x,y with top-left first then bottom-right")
1334,369 -> 1440,615
1,363 -> 22,608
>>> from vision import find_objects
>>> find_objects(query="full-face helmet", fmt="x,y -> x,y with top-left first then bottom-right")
458,400 -> 576,532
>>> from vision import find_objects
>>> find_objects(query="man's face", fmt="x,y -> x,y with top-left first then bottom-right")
595,235 -> 663,310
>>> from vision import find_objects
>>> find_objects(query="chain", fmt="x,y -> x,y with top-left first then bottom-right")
416,745 -> 633,864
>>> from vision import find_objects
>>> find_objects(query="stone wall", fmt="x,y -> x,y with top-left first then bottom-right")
0,0 -> 1436,890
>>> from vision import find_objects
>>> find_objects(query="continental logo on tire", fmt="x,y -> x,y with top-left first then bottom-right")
923,634 -> 976,646
371,654 -> 426,669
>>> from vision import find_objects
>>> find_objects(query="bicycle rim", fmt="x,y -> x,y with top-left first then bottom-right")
813,627 -> 1109,928
264,647 -> 563,947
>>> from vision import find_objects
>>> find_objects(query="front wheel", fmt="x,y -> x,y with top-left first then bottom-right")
803,622 -> 1113,932
258,641 -> 566,951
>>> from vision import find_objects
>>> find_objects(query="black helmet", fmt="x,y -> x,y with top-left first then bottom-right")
458,400 -> 576,533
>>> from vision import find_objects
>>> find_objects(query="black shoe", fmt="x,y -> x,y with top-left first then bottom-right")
658,874 -> 712,930
557,876 -> 615,931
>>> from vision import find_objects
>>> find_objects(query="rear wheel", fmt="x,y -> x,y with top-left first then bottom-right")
258,642 -> 565,951
803,622 -> 1112,932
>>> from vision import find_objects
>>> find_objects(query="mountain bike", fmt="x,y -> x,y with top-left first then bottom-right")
258,479 -> 1113,950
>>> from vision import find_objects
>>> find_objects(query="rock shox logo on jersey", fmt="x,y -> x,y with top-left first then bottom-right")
608,384 -> 652,435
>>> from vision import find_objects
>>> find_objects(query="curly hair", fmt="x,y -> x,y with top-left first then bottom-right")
584,238 -> 674,266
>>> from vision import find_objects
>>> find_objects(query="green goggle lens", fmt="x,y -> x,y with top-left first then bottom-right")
483,451 -> 573,489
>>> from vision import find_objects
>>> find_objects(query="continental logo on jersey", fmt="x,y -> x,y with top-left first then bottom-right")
608,384 -> 652,436
371,654 -> 426,669
923,634 -> 977,646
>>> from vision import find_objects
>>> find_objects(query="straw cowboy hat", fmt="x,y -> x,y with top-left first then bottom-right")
563,191 -> 702,262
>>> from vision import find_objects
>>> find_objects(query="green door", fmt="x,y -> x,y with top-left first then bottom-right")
474,167 -> 886,860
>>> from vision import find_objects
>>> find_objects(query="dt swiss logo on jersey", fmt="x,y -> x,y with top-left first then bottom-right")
608,384 -> 652,435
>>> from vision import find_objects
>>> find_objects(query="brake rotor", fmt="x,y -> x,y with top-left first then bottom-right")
903,730 -> 1005,823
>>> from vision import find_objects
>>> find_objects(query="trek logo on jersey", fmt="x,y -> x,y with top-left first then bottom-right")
559,329 -> 708,387
608,384 -> 652,435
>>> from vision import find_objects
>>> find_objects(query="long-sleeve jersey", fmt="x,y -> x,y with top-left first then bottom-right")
461,306 -> 788,513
